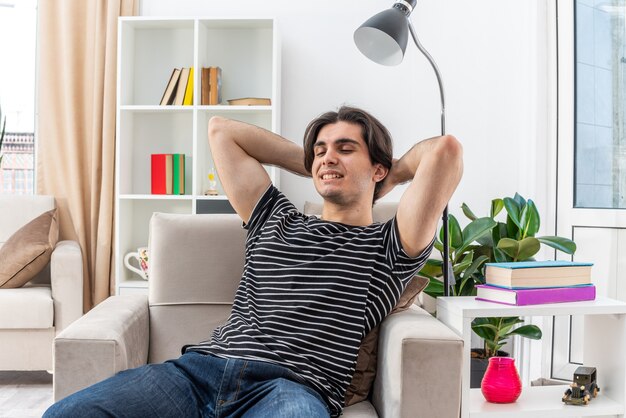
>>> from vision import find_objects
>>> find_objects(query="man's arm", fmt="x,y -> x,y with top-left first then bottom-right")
381,135 -> 463,257
207,116 -> 309,223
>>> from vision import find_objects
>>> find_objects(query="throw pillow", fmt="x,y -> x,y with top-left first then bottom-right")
0,209 -> 59,288
344,275 -> 430,406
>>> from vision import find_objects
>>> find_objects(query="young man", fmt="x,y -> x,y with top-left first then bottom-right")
44,106 -> 462,418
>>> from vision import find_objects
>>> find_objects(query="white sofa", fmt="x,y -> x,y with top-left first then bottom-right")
0,195 -> 83,370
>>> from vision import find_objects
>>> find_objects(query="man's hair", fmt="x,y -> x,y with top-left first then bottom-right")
303,106 -> 393,203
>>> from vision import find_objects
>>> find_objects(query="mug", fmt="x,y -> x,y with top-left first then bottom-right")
124,246 -> 149,280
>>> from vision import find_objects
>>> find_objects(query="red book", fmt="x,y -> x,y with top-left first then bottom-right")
476,284 -> 596,306
151,154 -> 173,194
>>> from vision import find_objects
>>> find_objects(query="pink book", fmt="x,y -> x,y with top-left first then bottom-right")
475,284 -> 596,306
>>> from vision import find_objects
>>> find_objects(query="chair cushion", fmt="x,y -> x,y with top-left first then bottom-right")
0,209 -> 59,288
0,285 -> 54,328
345,275 -> 429,406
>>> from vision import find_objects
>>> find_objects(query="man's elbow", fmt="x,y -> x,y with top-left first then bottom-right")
437,134 -> 463,161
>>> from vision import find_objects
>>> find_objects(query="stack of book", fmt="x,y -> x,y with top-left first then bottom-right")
151,154 -> 185,195
475,261 -> 595,306
160,67 -> 194,106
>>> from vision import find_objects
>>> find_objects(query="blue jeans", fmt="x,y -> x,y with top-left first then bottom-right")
44,352 -> 330,418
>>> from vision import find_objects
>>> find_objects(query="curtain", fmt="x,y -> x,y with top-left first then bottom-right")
36,0 -> 137,311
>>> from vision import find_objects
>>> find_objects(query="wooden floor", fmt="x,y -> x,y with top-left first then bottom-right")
0,371 -> 53,418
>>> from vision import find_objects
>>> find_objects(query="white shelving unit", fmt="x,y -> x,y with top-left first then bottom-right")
115,17 -> 280,295
437,296 -> 626,418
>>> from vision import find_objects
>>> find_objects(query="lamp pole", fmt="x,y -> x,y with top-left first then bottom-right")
354,1 -> 452,295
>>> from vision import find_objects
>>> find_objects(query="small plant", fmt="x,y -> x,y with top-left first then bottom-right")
471,317 -> 542,359
419,193 -> 575,358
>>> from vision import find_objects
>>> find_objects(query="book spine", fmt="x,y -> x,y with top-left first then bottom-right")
165,154 -> 173,194
201,67 -> 210,106
172,154 -> 185,195
517,285 -> 596,305
183,67 -> 194,106
151,154 -> 168,194
209,67 -> 222,105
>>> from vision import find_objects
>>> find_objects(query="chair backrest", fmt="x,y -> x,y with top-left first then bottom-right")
0,195 -> 55,246
147,212 -> 246,363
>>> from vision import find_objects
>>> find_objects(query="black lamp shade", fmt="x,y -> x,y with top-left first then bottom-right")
354,7 -> 409,66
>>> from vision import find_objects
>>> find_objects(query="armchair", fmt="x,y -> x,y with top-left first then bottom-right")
0,195 -> 83,371
54,212 -> 462,417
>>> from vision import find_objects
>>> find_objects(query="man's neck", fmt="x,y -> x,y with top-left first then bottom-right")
321,202 -> 373,226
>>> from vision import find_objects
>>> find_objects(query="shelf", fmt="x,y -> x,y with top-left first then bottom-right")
120,105 -> 193,113
118,278 -> 148,288
119,194 -> 193,200
469,385 -> 623,417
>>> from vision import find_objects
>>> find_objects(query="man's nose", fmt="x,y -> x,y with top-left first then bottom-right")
323,148 -> 338,165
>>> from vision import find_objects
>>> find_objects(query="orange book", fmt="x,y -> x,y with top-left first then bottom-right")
209,66 -> 222,105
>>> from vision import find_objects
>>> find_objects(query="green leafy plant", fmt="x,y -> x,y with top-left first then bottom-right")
471,317 -> 542,358
419,192 -> 576,358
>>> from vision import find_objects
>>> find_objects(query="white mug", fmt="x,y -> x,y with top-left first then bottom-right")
124,246 -> 149,280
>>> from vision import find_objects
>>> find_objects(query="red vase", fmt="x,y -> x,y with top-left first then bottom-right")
481,357 -> 522,403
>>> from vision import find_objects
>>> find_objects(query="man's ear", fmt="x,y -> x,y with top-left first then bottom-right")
373,163 -> 388,183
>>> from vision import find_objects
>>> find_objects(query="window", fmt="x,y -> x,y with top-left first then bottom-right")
575,0 -> 626,208
0,0 -> 37,195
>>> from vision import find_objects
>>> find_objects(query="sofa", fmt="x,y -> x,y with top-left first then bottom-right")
0,195 -> 83,371
53,211 -> 463,417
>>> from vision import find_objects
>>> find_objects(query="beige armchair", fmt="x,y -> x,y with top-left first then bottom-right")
0,195 -> 83,371
54,212 -> 463,417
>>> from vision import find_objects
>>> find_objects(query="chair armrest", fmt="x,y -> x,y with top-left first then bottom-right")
372,305 -> 463,418
50,240 -> 83,332
53,295 -> 149,401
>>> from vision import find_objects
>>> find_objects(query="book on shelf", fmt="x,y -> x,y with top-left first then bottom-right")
201,67 -> 210,105
151,154 -> 173,194
183,67 -> 194,106
159,68 -> 181,106
485,260 -> 593,288
174,67 -> 191,106
209,66 -> 222,105
227,97 -> 271,106
172,154 -> 185,195
475,283 -> 596,306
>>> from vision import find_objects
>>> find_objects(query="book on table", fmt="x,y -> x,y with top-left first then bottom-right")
485,260 -> 593,288
476,283 -> 596,306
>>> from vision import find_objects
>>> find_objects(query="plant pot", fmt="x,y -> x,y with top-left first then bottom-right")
481,356 -> 522,403
470,349 -> 508,388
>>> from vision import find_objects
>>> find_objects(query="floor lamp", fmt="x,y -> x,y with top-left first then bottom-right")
354,0 -> 452,296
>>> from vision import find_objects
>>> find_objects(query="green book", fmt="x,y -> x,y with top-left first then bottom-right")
172,154 -> 185,195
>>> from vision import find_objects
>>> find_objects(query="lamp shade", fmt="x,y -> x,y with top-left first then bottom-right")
354,7 -> 409,66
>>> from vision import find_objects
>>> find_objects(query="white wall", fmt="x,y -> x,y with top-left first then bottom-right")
140,0 -> 554,231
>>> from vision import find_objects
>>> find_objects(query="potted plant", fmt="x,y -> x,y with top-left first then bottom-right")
418,193 -> 576,386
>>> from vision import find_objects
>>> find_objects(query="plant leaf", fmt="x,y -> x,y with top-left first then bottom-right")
449,214 -> 463,249
423,277 -> 443,298
459,217 -> 497,254
497,238 -> 519,259
462,255 -> 489,280
493,247 -> 510,262
526,199 -> 540,236
506,324 -> 543,340
434,239 -> 444,253
420,259 -> 442,278
537,236 -> 577,255
462,203 -> 478,221
491,198 -> 504,218
517,237 -> 541,260
503,197 -> 522,229
513,192 -> 527,208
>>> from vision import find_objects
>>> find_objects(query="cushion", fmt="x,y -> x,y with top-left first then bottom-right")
0,286 -> 54,328
0,209 -> 59,288
344,275 -> 430,406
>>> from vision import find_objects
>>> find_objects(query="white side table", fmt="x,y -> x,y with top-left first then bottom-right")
437,296 -> 626,418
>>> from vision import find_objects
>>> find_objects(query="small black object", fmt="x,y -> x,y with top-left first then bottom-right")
562,366 -> 600,405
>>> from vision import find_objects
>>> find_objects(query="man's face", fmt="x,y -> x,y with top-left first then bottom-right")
311,121 -> 385,206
